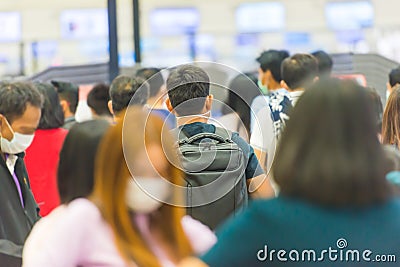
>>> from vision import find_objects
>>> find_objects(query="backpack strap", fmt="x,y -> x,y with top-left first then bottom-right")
214,127 -> 232,141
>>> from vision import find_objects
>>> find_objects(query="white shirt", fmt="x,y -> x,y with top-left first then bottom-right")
250,90 -> 304,171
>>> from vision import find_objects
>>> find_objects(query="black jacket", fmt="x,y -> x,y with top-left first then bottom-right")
0,153 -> 40,266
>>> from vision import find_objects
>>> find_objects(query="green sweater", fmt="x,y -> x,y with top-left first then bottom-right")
202,196 -> 400,266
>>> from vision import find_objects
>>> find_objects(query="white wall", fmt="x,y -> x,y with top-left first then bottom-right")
0,0 -> 400,77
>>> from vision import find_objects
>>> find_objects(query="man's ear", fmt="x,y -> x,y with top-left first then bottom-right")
166,98 -> 174,113
60,100 -> 68,114
205,95 -> 213,111
281,80 -> 289,91
108,100 -> 114,115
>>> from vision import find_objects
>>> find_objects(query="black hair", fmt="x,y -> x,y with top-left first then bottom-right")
281,53 -> 319,90
35,83 -> 64,129
389,67 -> 400,87
109,75 -> 149,114
167,64 -> 210,116
51,81 -> 79,114
57,119 -> 110,204
136,68 -> 164,98
87,83 -> 112,117
273,78 -> 391,207
0,82 -> 44,123
311,50 -> 333,77
256,50 -> 290,82
224,73 -> 259,135
365,86 -> 383,134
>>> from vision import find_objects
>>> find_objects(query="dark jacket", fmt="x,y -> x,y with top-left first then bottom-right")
0,152 -> 40,266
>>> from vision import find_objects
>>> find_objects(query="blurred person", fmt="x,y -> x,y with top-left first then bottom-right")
23,108 -> 216,267
250,50 -> 289,132
365,86 -> 383,137
180,79 -> 400,267
250,54 -> 318,171
217,73 -> 259,142
387,66 -> 400,100
137,67 -> 176,128
311,50 -> 333,78
25,83 -> 68,216
87,83 -> 113,123
0,82 -> 43,266
166,65 -> 275,230
382,84 -> 400,149
23,120 -> 110,265
51,80 -> 79,130
108,75 -> 149,122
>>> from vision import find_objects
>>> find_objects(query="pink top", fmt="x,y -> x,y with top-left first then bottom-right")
22,198 -> 216,267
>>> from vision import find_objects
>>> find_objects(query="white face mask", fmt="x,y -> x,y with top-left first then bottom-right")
1,132 -> 35,154
126,177 -> 171,214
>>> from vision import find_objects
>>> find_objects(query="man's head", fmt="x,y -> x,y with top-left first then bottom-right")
166,65 -> 212,117
136,68 -> 165,99
51,80 -> 79,118
108,75 -> 149,116
256,50 -> 290,90
281,53 -> 319,91
0,82 -> 43,149
389,67 -> 400,88
311,50 -> 333,78
87,83 -> 112,118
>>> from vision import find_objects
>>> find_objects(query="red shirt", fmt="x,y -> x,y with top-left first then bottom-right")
25,128 -> 68,216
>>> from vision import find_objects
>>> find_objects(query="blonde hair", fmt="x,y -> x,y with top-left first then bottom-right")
91,107 -> 193,266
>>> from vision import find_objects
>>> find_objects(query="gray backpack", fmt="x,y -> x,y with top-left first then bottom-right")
173,127 -> 248,230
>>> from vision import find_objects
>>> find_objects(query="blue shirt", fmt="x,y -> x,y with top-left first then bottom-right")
202,196 -> 400,266
180,122 -> 263,179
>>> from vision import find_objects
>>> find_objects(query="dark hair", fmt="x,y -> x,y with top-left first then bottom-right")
0,82 -> 44,123
382,85 -> 400,148
35,83 -> 64,129
281,53 -> 319,90
57,119 -> 110,204
273,78 -> 391,207
365,86 -> 383,134
87,83 -> 112,117
256,50 -> 290,82
311,50 -> 333,77
136,68 -> 164,98
224,73 -> 259,135
389,67 -> 400,88
51,81 -> 79,114
167,65 -> 210,116
109,75 -> 149,114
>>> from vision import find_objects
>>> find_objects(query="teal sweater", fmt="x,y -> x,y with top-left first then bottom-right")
202,196 -> 400,266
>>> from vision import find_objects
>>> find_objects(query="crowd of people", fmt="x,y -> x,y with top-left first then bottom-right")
0,49 -> 400,266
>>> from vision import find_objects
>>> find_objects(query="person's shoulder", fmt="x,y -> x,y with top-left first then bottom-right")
63,198 -> 101,223
181,215 -> 217,255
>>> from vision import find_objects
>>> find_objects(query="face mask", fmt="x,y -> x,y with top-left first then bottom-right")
126,177 -> 171,214
1,132 -> 35,154
257,80 -> 269,95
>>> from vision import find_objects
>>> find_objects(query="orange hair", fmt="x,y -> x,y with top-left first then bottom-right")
383,85 -> 400,148
91,107 -> 193,266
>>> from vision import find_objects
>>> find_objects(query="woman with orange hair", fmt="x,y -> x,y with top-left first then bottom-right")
23,107 -> 216,267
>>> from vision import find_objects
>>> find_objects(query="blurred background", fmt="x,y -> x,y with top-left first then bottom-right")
0,0 -> 399,80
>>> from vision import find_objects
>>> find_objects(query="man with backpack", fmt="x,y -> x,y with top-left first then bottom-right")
166,64 -> 275,230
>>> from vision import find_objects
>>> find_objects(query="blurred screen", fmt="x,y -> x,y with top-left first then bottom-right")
150,8 -> 200,35
0,12 -> 21,42
325,1 -> 374,31
60,9 -> 108,39
236,2 -> 285,33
